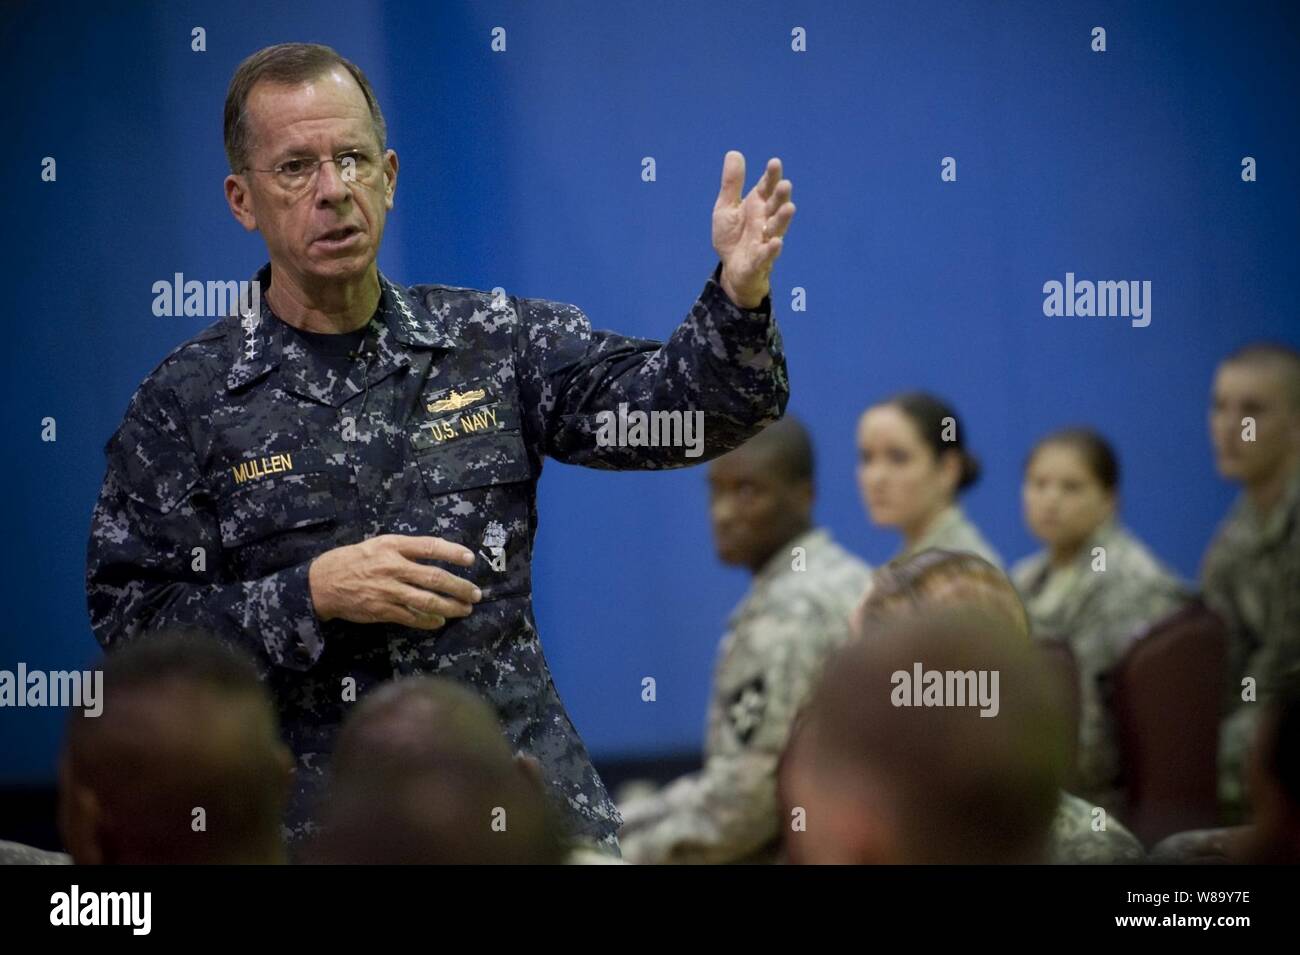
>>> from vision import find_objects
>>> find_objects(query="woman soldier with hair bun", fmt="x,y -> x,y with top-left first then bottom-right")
1011,427 -> 1188,814
856,392 -> 1002,567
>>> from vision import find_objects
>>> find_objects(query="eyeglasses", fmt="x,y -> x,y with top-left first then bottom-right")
241,149 -> 382,194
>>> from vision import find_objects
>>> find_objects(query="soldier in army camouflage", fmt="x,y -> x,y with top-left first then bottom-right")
1201,344 -> 1300,816
856,392 -> 1003,568
1011,429 -> 1189,815
85,43 -> 795,853
617,418 -> 870,863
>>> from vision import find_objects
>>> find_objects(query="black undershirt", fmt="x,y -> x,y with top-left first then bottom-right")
284,321 -> 369,376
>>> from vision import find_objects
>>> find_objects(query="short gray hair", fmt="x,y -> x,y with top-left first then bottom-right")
223,43 -> 387,173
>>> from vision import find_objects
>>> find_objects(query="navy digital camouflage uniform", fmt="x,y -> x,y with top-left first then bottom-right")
86,260 -> 788,847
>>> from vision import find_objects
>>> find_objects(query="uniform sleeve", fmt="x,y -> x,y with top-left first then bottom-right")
513,261 -> 788,468
86,379 -> 328,673
618,615 -> 825,864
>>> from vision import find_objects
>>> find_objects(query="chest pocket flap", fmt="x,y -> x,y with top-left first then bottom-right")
212,451 -> 344,548
416,429 -> 533,495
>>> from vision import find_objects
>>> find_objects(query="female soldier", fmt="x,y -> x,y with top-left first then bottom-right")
1011,428 -> 1188,814
856,392 -> 1002,567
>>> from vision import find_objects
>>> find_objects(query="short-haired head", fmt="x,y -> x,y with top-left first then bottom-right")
310,677 -> 562,864
787,606 -> 1067,864
224,42 -> 387,174
853,548 -> 1031,642
60,632 -> 291,865
708,415 -> 817,572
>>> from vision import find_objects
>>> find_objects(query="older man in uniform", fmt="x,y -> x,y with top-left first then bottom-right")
1202,343 -> 1300,816
85,43 -> 794,854
617,418 -> 869,863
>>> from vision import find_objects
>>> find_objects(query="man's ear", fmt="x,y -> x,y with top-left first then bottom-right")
57,754 -> 105,865
794,478 -> 815,520
382,148 -> 399,211
224,173 -> 258,232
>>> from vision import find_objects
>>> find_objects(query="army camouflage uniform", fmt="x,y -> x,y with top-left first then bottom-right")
1012,520 -> 1189,815
903,504 -> 1003,569
1047,791 -> 1144,864
86,260 -> 788,849
1201,466 -> 1300,814
617,528 -> 870,864
0,840 -> 71,865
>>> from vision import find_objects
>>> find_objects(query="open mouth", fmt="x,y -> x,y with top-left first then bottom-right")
315,226 -> 362,247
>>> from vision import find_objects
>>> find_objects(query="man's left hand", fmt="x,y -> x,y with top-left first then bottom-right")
712,151 -> 795,309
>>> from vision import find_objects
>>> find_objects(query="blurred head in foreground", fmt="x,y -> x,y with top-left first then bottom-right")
781,551 -> 1066,864
59,633 -> 292,864
851,548 -> 1031,641
308,677 -> 563,864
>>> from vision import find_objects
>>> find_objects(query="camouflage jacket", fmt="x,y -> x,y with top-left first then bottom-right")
903,504 -> 1004,569
1201,466 -> 1300,706
86,260 -> 788,846
618,528 -> 870,863
1047,791 -> 1144,864
1012,520 -> 1189,811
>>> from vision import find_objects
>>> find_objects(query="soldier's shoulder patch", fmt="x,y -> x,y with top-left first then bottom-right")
726,674 -> 767,746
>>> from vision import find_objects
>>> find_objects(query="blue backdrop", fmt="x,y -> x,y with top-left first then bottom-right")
4,0 -> 1298,782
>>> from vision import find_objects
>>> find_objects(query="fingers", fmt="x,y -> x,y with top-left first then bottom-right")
715,150 -> 746,209
388,534 -> 475,567
754,235 -> 784,271
392,557 -> 482,607
753,157 -> 782,200
764,177 -> 792,218
764,201 -> 796,242
388,580 -> 474,621
385,602 -> 448,631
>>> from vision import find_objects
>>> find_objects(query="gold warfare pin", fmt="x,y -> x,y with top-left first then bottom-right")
427,388 -> 487,414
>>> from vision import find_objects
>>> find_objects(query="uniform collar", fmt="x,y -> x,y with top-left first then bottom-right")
1234,464 -> 1300,549
910,504 -> 964,554
752,526 -> 828,589
225,262 -> 457,393
729,527 -> 830,627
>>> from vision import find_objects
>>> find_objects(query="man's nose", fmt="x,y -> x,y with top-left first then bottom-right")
314,159 -> 352,204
